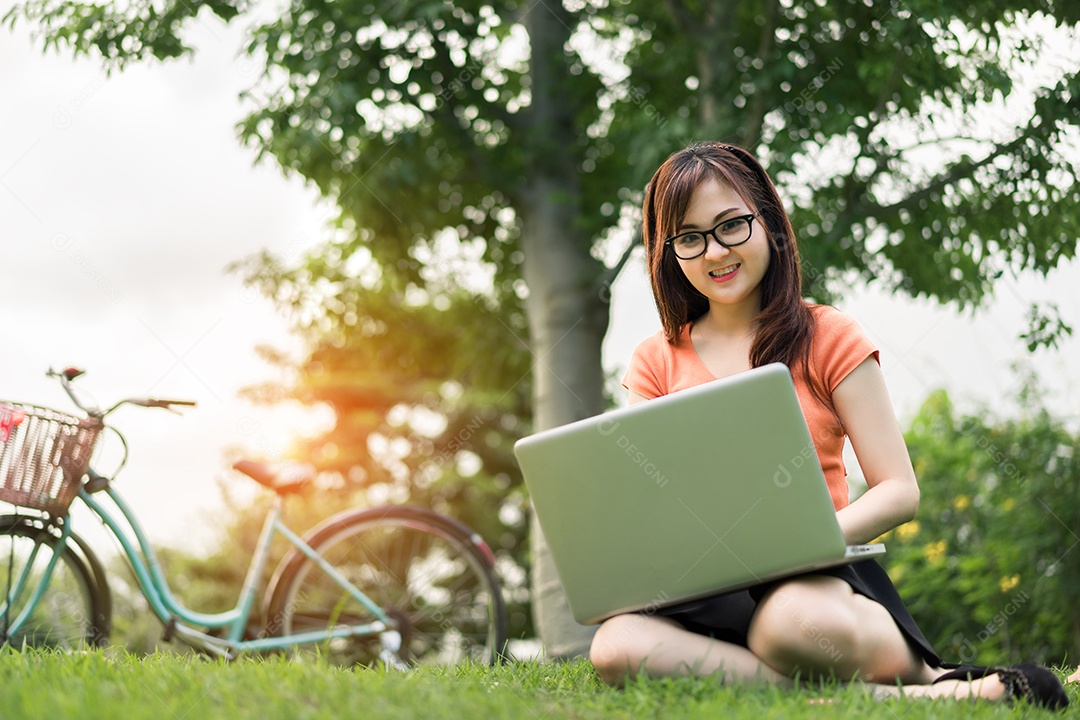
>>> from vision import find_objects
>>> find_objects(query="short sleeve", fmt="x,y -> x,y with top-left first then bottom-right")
621,332 -> 667,399
811,307 -> 880,393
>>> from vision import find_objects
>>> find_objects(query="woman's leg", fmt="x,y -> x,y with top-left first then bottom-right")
748,575 -> 926,682
748,575 -> 1006,699
591,576 -> 1015,701
589,613 -> 790,687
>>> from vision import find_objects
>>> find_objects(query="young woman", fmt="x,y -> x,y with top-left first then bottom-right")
589,141 -> 1068,709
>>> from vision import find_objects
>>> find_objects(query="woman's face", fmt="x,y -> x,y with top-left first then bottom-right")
672,176 -> 771,316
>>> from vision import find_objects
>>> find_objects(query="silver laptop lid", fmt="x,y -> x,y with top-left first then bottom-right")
515,363 -> 852,625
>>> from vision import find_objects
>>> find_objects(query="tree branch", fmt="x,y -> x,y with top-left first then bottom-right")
818,116 -> 1036,257
876,132 -> 1029,215
602,226 -> 641,290
825,38 -> 935,251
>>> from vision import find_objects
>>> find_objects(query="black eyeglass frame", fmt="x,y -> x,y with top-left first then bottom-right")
663,212 -> 762,260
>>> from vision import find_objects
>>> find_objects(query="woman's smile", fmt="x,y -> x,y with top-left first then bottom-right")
708,263 -> 741,282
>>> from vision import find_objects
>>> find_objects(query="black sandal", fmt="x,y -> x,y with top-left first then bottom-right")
932,662 -> 1069,710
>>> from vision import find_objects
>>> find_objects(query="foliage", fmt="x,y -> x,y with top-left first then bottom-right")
882,377 -> 1080,667
8,0 -> 1080,350
231,252 -> 535,638
12,0 -> 1074,313
1,649 -> 1077,719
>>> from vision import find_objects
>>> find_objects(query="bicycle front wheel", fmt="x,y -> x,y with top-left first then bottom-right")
0,515 -> 109,650
266,505 -> 507,668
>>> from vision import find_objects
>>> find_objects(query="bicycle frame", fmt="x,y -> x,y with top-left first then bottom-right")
9,480 -> 401,660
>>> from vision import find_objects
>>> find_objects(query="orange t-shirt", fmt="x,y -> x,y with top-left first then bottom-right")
621,304 -> 878,511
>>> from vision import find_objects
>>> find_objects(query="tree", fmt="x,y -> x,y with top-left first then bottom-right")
8,0 -> 1078,658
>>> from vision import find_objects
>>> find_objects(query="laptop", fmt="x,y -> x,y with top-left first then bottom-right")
513,362 -> 885,625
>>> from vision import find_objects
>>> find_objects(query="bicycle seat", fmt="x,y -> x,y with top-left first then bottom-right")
232,460 -> 315,495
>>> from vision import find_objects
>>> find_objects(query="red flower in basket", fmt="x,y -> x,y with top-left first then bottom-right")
0,405 -> 26,442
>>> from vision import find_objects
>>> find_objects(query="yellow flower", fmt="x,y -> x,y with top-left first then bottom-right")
1000,575 -> 1020,593
1003,498 -> 1015,511
953,495 -> 971,510
924,540 -> 947,564
896,521 -> 920,541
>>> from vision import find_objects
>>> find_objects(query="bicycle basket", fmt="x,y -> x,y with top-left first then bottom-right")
0,402 -> 103,514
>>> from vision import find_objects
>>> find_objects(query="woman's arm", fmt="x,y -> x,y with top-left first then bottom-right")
832,356 -> 920,545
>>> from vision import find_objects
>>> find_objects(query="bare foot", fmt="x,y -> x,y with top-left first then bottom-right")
1067,666 -> 1080,684
871,675 -> 1006,702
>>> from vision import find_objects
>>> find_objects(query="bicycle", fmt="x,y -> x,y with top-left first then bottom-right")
0,367 -> 507,667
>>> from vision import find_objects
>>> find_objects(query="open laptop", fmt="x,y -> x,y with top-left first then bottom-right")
513,362 -> 885,625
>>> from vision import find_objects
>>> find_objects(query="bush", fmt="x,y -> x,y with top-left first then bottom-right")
881,384 -> 1080,667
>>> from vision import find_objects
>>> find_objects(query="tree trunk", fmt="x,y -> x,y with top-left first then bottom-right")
520,4 -> 609,660
520,183 -> 609,658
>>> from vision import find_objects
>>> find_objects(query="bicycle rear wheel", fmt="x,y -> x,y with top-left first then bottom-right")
0,515 -> 109,649
266,505 -> 507,668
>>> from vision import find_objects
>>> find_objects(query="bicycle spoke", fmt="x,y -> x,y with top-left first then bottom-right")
266,507 -> 505,668
0,518 -> 105,650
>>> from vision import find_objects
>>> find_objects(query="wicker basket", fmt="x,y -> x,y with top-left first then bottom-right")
0,402 -> 103,515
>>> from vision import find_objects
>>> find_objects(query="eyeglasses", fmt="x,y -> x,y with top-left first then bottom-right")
664,212 -> 761,260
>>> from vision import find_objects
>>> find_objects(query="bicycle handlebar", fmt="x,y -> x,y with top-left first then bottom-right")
40,367 -> 197,483
46,367 -> 197,418
128,398 -> 199,410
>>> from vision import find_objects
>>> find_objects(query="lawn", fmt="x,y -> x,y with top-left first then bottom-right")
0,650 -> 1076,719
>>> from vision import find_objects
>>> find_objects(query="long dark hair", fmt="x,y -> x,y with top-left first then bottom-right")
642,141 -> 815,374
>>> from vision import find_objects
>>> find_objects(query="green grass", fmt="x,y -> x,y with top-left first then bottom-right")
0,650 -> 1076,719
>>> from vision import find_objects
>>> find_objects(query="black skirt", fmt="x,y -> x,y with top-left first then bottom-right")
656,559 -> 941,667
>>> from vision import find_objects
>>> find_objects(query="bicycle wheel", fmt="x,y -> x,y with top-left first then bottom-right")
0,515 -> 109,649
266,505 -> 507,667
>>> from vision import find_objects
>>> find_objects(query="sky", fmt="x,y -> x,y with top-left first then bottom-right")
2,14 -> 1078,554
